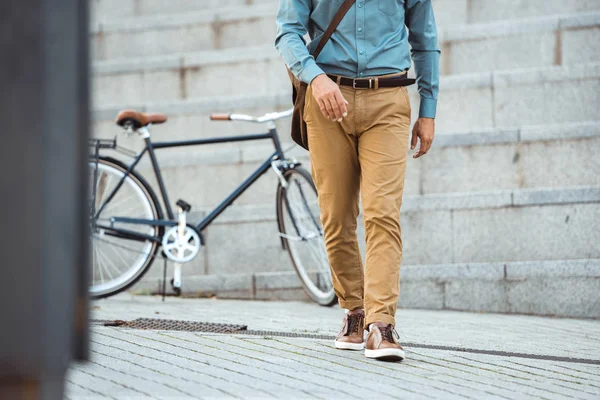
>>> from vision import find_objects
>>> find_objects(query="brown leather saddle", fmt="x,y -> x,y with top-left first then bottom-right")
115,109 -> 168,129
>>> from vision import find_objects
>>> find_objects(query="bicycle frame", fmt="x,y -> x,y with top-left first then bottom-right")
93,123 -> 289,243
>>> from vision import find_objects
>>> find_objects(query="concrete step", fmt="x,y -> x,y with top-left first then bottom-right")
447,0 -> 600,24
90,9 -> 600,76
91,11 -> 600,106
132,259 -> 600,318
117,184 -> 600,283
103,120 -> 600,210
442,12 -> 600,74
91,0 -> 273,21
92,62 -> 600,134
91,0 -> 600,29
201,185 -> 600,266
90,3 -> 277,61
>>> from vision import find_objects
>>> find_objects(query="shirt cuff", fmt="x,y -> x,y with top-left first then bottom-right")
298,61 -> 325,84
419,97 -> 438,119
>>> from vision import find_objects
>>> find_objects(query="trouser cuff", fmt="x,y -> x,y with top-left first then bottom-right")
365,313 -> 396,330
338,299 -> 364,311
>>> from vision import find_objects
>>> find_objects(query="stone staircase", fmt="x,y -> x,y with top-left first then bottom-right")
90,0 -> 600,317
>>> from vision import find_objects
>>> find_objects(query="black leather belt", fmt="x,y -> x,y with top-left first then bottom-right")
327,73 -> 416,89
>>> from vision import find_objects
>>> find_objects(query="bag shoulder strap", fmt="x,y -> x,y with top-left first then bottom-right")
312,0 -> 356,60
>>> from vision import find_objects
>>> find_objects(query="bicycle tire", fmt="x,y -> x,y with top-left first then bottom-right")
276,166 -> 337,307
89,156 -> 164,299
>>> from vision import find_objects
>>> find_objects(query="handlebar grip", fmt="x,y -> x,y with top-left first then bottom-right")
210,113 -> 231,121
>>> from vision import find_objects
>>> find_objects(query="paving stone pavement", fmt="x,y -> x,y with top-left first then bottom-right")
66,294 -> 600,399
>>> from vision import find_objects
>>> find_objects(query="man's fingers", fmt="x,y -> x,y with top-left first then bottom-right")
413,139 -> 431,158
413,148 -> 426,158
328,96 -> 343,121
317,98 -> 333,119
316,90 -> 348,121
323,98 -> 336,120
420,139 -> 431,155
334,91 -> 348,117
410,129 -> 419,150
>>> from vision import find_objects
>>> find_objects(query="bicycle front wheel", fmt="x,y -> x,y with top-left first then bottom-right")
277,167 -> 337,306
88,157 -> 162,298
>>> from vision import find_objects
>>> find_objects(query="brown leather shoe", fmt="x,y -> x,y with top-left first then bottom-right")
365,324 -> 405,361
334,311 -> 365,350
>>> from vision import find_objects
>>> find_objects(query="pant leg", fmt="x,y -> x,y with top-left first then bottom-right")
304,84 -> 363,311
357,86 -> 411,327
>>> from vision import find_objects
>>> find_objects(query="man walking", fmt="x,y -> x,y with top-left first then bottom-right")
275,0 -> 439,361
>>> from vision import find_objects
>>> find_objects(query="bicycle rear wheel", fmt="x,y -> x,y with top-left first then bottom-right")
88,157 -> 162,298
277,167 -> 336,306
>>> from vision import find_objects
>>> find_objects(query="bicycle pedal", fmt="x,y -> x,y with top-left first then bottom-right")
176,199 -> 191,212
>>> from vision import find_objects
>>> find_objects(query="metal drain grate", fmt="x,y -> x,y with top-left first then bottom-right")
93,318 -> 247,333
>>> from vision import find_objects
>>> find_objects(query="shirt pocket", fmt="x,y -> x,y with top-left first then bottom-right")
378,0 -> 401,16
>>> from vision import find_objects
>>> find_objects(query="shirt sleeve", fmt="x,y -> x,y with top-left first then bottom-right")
405,0 -> 441,119
275,0 -> 325,84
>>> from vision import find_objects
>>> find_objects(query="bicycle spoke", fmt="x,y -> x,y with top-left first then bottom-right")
102,195 -> 141,217
96,243 -> 120,280
92,246 -> 100,282
305,238 -> 331,278
99,249 -> 116,281
95,171 -> 109,210
106,242 -> 133,275
105,252 -> 126,277
94,247 -> 108,284
94,235 -> 154,258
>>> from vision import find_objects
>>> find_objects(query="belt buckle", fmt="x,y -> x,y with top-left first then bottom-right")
352,78 -> 372,90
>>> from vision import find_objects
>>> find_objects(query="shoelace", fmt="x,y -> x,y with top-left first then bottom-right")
346,313 -> 364,336
379,324 -> 399,343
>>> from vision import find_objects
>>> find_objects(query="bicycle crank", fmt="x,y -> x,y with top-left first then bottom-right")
161,226 -> 201,263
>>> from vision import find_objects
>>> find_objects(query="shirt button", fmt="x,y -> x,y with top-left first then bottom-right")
359,72 -> 364,77
357,27 -> 363,32
358,3 -> 363,7
359,50 -> 364,55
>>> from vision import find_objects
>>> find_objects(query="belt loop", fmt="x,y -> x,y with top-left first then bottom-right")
374,77 -> 379,90
336,75 -> 341,85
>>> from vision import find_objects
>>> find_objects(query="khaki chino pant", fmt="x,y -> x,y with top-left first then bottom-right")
304,74 -> 411,327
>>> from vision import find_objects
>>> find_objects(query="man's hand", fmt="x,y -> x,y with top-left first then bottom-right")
411,117 -> 435,158
310,74 -> 348,122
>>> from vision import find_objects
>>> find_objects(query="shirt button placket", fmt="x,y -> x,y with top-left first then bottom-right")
356,2 -> 365,77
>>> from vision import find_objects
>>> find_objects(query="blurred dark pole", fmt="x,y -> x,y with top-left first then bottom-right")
0,0 -> 90,399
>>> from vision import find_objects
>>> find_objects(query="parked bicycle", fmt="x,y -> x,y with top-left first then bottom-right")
88,109 -> 336,306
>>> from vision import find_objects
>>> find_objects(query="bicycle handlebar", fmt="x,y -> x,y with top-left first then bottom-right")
209,108 -> 293,123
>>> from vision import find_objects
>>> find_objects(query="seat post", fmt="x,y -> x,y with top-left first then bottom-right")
138,125 -> 151,139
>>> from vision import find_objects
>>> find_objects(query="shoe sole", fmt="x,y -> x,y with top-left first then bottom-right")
365,348 -> 405,361
335,341 -> 365,350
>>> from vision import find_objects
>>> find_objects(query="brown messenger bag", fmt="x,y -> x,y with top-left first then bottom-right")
287,0 -> 356,150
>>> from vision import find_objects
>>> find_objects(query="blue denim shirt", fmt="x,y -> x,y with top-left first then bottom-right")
275,0 -> 440,118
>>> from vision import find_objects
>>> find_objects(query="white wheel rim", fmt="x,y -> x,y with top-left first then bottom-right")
89,161 -> 157,296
